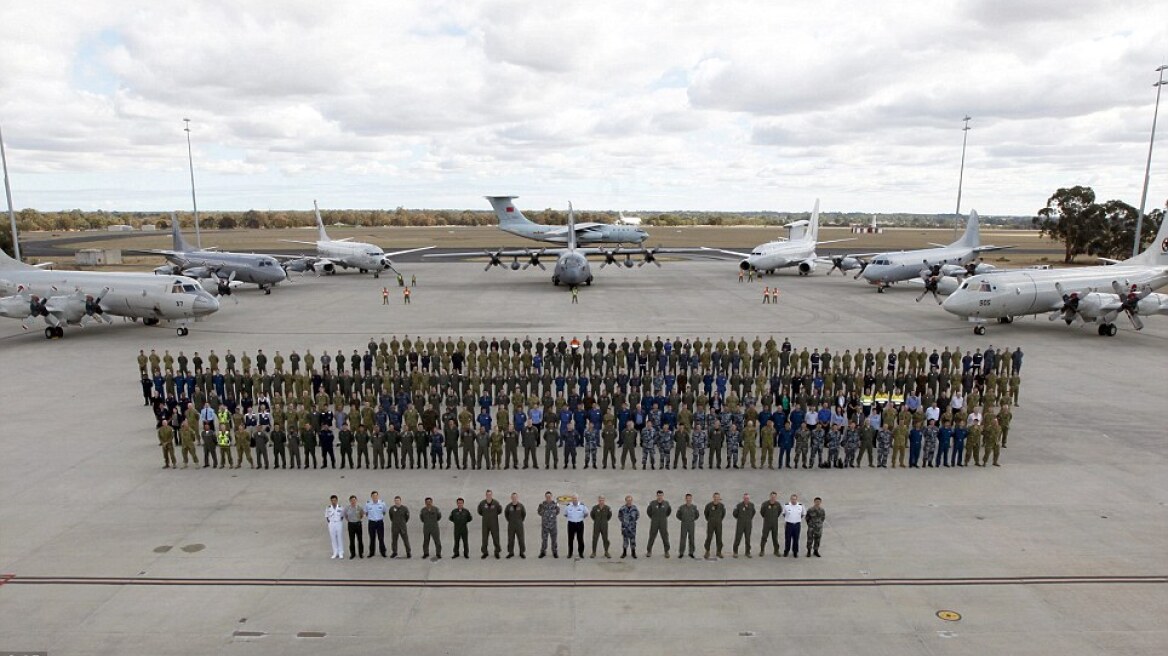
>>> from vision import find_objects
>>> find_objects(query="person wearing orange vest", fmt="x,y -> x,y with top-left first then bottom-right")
762,287 -> 771,304
382,287 -> 389,305
403,286 -> 411,304
770,287 -> 779,304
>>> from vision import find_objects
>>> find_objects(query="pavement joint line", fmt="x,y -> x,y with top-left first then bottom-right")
5,574 -> 1165,589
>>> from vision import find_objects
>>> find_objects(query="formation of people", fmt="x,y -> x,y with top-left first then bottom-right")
325,488 -> 827,561
140,336 -> 1025,472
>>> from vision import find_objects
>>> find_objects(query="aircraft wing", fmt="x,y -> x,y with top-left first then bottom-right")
1096,257 -> 1123,265
814,238 -> 856,246
972,245 -> 1014,253
384,246 -> 435,258
32,262 -> 56,270
424,248 -> 567,260
698,246 -> 753,258
279,239 -> 320,247
124,248 -> 180,257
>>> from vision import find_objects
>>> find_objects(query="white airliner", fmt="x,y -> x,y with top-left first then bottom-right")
853,211 -> 1010,290
0,246 -> 219,339
616,211 -> 643,226
281,201 -> 432,277
702,200 -> 848,275
942,216 -> 1168,336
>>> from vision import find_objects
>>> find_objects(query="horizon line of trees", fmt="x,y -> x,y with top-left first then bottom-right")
1032,186 -> 1165,262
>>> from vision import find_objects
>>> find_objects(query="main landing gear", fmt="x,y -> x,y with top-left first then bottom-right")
1097,323 -> 1118,337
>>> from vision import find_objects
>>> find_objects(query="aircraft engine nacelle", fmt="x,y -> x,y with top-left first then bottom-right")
182,266 -> 212,279
1076,293 -> 1110,319
43,294 -> 88,325
0,294 -> 33,320
154,264 -> 181,275
798,258 -> 816,274
1137,293 -> 1168,316
313,260 -> 335,274
739,260 -> 753,271
968,262 -> 996,275
837,257 -> 861,271
935,276 -> 961,296
940,264 -> 966,277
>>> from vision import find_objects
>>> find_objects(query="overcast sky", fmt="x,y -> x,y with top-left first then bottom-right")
1,0 -> 1166,215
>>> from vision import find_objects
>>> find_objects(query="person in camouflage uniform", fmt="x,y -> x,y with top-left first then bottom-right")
618,496 -> 639,559
657,425 -> 674,470
583,422 -> 599,469
726,424 -> 741,469
805,497 -> 826,557
810,425 -> 825,468
825,426 -> 841,468
640,421 -> 657,470
691,426 -> 707,469
843,421 -> 859,468
876,426 -> 892,468
922,419 -> 939,468
536,491 -> 560,558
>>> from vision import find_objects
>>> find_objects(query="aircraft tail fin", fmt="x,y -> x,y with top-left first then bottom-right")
1129,211 -> 1168,266
567,202 -> 577,250
171,213 -> 194,252
486,196 -> 533,228
954,210 -> 981,248
313,200 -> 329,241
807,198 -> 820,243
0,226 -> 31,270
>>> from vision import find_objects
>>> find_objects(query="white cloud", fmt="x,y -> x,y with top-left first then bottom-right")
0,0 -> 1165,214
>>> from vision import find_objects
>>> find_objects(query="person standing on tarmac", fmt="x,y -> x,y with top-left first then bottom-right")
762,286 -> 771,304
571,286 -> 579,304
403,286 -> 411,304
382,287 -> 389,305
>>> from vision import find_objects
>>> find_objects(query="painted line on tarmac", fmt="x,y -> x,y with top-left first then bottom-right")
5,574 -> 1165,589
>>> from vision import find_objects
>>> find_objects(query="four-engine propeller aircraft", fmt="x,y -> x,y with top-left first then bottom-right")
846,211 -> 1010,290
941,216 -> 1168,336
0,245 -> 219,339
426,199 -> 700,288
488,196 -> 648,245
279,201 -> 432,277
702,200 -> 848,275
130,215 -> 287,295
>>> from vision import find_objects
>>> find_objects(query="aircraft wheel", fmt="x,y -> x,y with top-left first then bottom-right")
1107,323 -> 1118,337
973,325 -> 986,336
1097,324 -> 1107,336
45,327 -> 54,340
553,276 -> 560,286
144,318 -> 160,326
374,272 -> 380,279
177,327 -> 189,337
586,277 -> 593,286
877,287 -> 884,294
264,287 -> 272,295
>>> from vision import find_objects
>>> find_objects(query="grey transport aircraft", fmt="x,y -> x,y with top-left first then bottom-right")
131,216 -> 287,295
487,196 -> 648,245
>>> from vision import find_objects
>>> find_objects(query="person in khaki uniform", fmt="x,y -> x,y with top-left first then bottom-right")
982,417 -> 1002,467
590,495 -> 612,558
158,424 -> 176,469
760,420 -> 776,469
703,492 -> 726,559
732,493 -> 756,558
178,420 -> 199,468
419,497 -> 442,560
234,425 -> 254,469
965,420 -> 983,466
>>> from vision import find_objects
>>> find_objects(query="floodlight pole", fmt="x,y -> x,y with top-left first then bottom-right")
954,115 -> 971,240
1133,65 -> 1166,257
0,123 -> 19,261
184,118 -> 201,249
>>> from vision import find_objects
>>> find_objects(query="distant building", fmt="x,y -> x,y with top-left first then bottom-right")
850,216 -> 884,234
140,224 -> 158,231
75,248 -> 123,266
106,224 -> 133,232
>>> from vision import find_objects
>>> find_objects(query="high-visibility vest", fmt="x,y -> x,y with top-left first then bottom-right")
217,431 -> 230,447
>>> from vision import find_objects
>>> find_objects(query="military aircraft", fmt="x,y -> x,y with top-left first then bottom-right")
845,211 -> 1010,290
616,211 -> 643,226
941,216 -> 1168,336
702,200 -> 849,275
280,201 -> 432,278
130,215 -> 287,295
0,245 -> 219,339
426,200 -> 699,288
488,196 -> 648,245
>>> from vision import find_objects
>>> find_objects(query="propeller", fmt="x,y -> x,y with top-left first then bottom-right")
1109,280 -> 1152,331
484,249 -> 504,271
827,256 -> 851,275
1052,282 -> 1083,325
82,287 -> 113,325
852,258 -> 870,279
599,248 -> 619,269
915,273 -> 943,304
638,246 -> 662,267
522,248 -> 546,271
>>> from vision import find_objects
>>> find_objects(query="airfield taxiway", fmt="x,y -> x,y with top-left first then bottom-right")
0,261 -> 1165,655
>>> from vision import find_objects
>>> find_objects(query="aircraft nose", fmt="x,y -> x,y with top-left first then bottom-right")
193,293 -> 220,316
940,293 -> 965,316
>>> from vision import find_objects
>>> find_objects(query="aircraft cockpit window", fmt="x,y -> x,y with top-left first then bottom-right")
960,281 -> 969,290
182,284 -> 199,293
977,281 -> 993,292
171,284 -> 183,293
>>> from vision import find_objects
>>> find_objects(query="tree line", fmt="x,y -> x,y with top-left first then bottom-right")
1032,186 -> 1165,262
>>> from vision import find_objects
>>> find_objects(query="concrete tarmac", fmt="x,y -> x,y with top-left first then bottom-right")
0,261 -> 1165,655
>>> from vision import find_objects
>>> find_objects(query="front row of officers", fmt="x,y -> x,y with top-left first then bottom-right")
158,414 -> 1006,471
324,489 -> 826,561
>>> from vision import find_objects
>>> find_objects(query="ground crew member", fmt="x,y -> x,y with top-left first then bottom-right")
478,490 -> 503,559
449,498 -> 472,559
403,286 -> 411,304
805,497 -> 826,557
420,497 -> 442,559
703,492 -> 725,558
782,494 -> 805,558
345,495 -> 364,559
179,421 -> 198,468
645,490 -> 671,558
620,421 -> 638,469
771,287 -> 778,304
675,493 -> 699,558
505,492 -> 527,558
158,423 -> 176,468
733,493 -> 756,558
326,496 -> 345,559
388,496 -> 411,558
763,286 -> 770,304
571,286 -> 579,304
760,492 -> 782,556
216,427 -> 233,468
590,495 -> 612,558
618,496 -> 639,559
382,287 -> 389,305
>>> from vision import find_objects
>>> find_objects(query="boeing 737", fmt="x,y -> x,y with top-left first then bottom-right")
280,201 -> 432,277
702,200 -> 849,275
488,196 -> 648,245
427,200 -> 700,288
131,216 -> 287,294
941,216 -> 1168,336
0,246 -> 219,339
851,211 -> 1010,290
